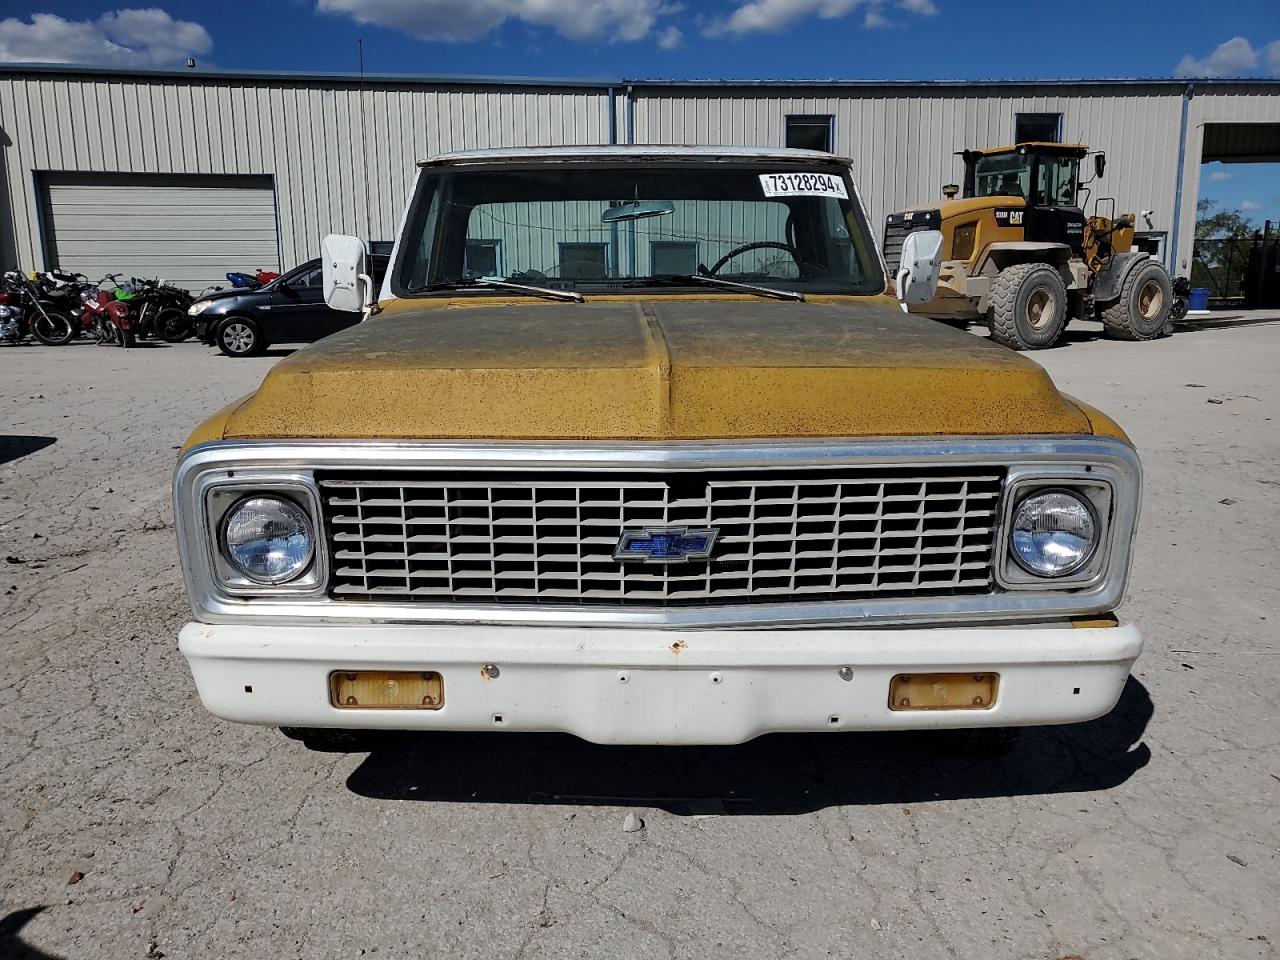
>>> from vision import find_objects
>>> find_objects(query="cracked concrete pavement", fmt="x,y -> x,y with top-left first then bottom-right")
1,316 -> 1277,959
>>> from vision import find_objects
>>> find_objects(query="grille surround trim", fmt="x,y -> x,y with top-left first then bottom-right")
173,437 -> 1141,628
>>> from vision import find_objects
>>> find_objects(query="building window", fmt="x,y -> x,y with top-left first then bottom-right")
786,115 -> 834,152
650,241 -> 699,276
558,242 -> 608,279
465,239 -> 502,277
1015,112 -> 1062,144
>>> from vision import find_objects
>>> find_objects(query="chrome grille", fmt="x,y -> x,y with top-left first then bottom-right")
320,466 -> 1004,606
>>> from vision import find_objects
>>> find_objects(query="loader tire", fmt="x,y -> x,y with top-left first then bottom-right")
987,263 -> 1068,351
1101,260 -> 1172,341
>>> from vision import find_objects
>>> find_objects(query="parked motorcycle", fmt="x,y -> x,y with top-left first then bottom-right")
224,268 -> 280,290
1168,275 -> 1191,323
0,270 -> 75,345
130,277 -> 195,342
76,274 -> 130,345
34,269 -> 98,339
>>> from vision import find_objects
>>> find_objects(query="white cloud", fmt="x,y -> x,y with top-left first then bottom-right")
318,0 -> 680,44
1268,40 -> 1280,76
1208,170 -> 1233,182
863,6 -> 889,28
1240,200 -> 1262,211
706,0 -> 935,36
1175,36 -> 1259,78
656,24 -> 683,49
0,9 -> 211,66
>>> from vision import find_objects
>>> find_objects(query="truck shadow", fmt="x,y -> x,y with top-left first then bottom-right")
344,676 -> 1152,815
0,435 -> 56,466
0,907 -> 63,960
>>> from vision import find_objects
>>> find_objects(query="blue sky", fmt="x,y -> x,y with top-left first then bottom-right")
2,1 -> 1278,223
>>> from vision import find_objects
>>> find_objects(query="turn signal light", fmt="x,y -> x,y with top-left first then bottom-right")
330,671 -> 444,709
889,672 -> 998,711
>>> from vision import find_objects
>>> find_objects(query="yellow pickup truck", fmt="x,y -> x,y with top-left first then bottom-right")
173,145 -> 1142,753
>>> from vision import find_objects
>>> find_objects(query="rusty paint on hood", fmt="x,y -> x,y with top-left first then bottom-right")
214,298 -> 1096,441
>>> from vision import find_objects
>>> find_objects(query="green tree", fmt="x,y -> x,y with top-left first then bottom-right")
1195,198 -> 1254,240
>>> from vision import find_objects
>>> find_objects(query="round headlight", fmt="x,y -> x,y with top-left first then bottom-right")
1010,490 -> 1097,577
188,299 -> 213,316
221,495 -> 314,584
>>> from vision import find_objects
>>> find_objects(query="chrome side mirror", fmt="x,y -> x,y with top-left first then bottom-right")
895,230 -> 943,307
322,234 -> 371,314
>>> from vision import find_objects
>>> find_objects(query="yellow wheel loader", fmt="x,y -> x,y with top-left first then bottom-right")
884,143 -> 1175,350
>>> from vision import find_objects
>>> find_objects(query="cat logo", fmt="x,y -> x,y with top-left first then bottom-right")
993,209 -> 1024,228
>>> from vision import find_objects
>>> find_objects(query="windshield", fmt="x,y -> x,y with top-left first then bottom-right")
394,162 -> 884,297
974,153 -> 1031,199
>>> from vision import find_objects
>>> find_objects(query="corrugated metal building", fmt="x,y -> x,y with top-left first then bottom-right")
2,64 -> 1278,288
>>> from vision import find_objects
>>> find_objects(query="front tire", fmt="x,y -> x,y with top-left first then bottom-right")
31,310 -> 75,346
279,727 -> 372,751
1101,261 -> 1173,341
217,317 -> 263,356
930,727 -> 1022,757
988,263 -> 1069,350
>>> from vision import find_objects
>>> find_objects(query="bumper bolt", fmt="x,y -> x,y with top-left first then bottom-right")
482,663 -> 500,679
838,666 -> 854,682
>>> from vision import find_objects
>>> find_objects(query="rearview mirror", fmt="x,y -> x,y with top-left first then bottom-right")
322,234 -> 371,313
601,200 -> 676,224
895,230 -> 943,308
1094,153 -> 1106,179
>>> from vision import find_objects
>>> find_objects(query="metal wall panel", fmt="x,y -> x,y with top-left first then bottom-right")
39,172 -> 279,291
0,72 -> 610,275
630,84 -> 1187,257
2,70 -> 1278,283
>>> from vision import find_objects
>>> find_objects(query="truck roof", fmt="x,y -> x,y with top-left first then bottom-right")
420,144 -> 854,166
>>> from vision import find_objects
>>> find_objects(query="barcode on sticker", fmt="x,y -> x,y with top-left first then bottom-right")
759,172 -> 849,199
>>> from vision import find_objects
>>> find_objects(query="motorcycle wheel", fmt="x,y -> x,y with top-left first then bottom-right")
157,308 -> 194,343
31,311 -> 75,346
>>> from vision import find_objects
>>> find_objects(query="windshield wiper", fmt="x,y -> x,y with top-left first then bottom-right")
413,277 -> 584,303
637,273 -> 805,302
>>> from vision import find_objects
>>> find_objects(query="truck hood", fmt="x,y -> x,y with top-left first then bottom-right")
220,299 -> 1093,440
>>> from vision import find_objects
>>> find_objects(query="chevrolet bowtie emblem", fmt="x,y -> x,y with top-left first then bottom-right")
614,527 -> 719,563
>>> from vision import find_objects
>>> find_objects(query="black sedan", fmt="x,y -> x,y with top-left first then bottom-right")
190,255 -> 389,356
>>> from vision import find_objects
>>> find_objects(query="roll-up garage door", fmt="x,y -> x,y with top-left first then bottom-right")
38,173 -> 280,294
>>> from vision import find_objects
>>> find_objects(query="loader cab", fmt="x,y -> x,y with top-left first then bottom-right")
962,143 -> 1088,256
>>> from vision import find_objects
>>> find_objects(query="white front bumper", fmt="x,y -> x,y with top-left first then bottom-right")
179,621 -> 1142,745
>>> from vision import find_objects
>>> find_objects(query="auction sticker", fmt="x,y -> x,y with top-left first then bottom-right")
759,172 -> 848,199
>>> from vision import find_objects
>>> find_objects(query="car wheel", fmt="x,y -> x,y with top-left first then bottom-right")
217,318 -> 262,356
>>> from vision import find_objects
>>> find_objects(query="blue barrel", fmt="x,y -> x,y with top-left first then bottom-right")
1188,287 -> 1210,311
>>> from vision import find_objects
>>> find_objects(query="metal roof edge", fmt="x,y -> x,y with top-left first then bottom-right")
620,77 -> 1280,88
0,62 -> 618,88
1,62 -> 1278,90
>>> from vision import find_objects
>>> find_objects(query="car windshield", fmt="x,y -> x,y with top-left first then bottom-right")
974,153 -> 1031,199
394,161 -> 884,296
